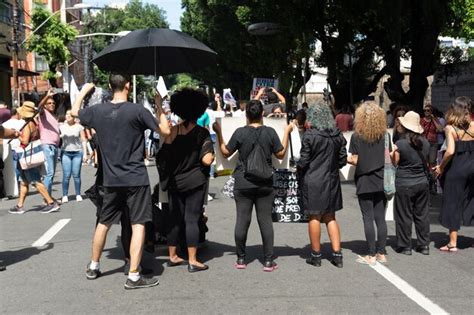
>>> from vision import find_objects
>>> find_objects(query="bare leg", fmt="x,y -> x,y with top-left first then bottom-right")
308,215 -> 322,252
448,230 -> 458,247
91,223 -> 111,263
129,223 -> 145,273
168,246 -> 185,263
323,214 -> 341,252
187,246 -> 205,267
34,182 -> 54,204
17,182 -> 29,207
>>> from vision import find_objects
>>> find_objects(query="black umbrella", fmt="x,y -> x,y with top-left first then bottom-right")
92,28 -> 217,75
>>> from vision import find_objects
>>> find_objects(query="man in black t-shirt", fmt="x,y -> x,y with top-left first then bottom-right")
71,74 -> 170,290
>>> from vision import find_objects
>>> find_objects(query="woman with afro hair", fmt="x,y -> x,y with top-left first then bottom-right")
158,88 -> 215,273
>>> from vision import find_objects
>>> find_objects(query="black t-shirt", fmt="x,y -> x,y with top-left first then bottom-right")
227,125 -> 283,190
395,137 -> 430,187
349,133 -> 389,195
79,101 -> 158,187
162,125 -> 214,192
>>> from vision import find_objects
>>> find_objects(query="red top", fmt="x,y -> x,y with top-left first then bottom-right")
335,113 -> 353,132
420,118 -> 438,144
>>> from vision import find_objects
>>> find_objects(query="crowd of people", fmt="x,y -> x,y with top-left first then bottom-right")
1,74 -> 473,289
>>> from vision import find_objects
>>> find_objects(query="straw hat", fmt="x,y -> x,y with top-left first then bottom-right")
398,111 -> 424,134
17,101 -> 37,119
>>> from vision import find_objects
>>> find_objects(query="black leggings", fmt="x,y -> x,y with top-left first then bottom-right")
167,184 -> 206,247
234,187 -> 275,260
357,191 -> 387,256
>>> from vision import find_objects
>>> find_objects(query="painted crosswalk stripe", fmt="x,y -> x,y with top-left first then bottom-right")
370,263 -> 448,315
31,219 -> 71,247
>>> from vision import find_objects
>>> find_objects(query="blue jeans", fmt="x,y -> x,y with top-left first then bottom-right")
42,144 -> 59,196
61,151 -> 83,196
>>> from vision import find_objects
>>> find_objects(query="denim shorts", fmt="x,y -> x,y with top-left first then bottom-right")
19,165 -> 42,184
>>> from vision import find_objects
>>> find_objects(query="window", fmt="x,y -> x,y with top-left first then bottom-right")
34,53 -> 49,72
0,2 -> 12,25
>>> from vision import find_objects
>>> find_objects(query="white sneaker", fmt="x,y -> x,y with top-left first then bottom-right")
61,196 -> 69,203
76,195 -> 83,202
207,194 -> 213,202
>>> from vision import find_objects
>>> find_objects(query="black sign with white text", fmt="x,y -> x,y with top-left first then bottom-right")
272,169 -> 307,223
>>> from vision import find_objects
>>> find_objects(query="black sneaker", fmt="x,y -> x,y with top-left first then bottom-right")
331,251 -> 343,268
415,245 -> 430,255
306,251 -> 322,267
263,260 -> 278,272
124,276 -> 159,290
396,247 -> 412,255
86,263 -> 101,280
0,262 -> 5,272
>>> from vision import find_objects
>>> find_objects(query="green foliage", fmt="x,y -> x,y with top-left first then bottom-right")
26,7 -> 79,81
170,74 -> 202,91
182,0 -> 473,111
84,0 -> 169,93
444,0 -> 474,41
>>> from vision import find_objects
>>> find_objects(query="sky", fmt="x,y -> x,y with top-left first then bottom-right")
90,0 -> 183,30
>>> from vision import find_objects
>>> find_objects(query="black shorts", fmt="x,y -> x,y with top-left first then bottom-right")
99,186 -> 152,225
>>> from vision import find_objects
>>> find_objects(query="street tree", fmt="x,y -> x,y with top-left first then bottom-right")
27,7 -> 78,86
182,0 -> 473,112
83,0 -> 169,93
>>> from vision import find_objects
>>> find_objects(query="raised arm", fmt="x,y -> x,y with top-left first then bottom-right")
71,83 -> 95,117
274,123 -> 294,159
271,87 -> 286,104
154,93 -> 171,137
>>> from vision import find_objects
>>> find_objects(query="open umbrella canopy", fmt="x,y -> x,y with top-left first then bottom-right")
92,28 -> 217,75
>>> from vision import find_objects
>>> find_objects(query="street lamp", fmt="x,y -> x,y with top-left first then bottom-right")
76,31 -> 140,102
20,3 -> 92,46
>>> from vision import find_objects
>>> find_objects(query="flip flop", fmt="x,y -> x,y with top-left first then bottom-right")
376,255 -> 388,264
355,255 -> 376,266
439,244 -> 458,252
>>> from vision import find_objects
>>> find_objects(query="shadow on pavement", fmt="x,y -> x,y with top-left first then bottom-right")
0,243 -> 54,267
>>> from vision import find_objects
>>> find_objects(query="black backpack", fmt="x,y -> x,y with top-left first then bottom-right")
243,127 -> 274,182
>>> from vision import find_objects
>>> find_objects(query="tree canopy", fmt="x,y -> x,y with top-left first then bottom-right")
181,0 -> 473,112
83,0 -> 169,94
27,7 -> 78,83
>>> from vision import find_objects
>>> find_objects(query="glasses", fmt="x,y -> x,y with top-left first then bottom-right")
46,102 -> 55,105
424,110 -> 431,113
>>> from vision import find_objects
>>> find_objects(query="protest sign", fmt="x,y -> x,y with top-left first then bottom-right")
214,117 -> 301,172
272,169 -> 307,223
250,78 -> 279,100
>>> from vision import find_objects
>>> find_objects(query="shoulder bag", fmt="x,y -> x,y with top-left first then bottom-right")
383,132 -> 396,198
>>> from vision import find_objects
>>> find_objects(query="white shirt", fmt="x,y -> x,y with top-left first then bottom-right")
232,109 -> 245,118
206,108 -> 225,135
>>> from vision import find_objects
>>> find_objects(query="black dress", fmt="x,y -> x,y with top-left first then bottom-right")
439,136 -> 474,230
297,128 -> 347,215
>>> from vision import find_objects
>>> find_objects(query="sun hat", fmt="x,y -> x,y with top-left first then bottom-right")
398,111 -> 424,134
17,101 -> 38,119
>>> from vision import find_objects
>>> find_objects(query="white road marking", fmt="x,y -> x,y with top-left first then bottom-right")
31,219 -> 71,247
370,262 -> 449,315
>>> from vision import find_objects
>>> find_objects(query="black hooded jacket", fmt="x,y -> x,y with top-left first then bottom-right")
297,128 -> 347,214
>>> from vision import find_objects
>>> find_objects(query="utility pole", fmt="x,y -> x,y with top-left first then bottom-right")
12,0 -> 19,106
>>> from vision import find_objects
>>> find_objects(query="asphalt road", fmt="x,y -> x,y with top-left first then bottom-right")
1,164 -> 473,314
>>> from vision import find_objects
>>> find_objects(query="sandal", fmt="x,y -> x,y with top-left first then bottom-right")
439,244 -> 458,252
355,255 -> 376,266
376,254 -> 388,264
